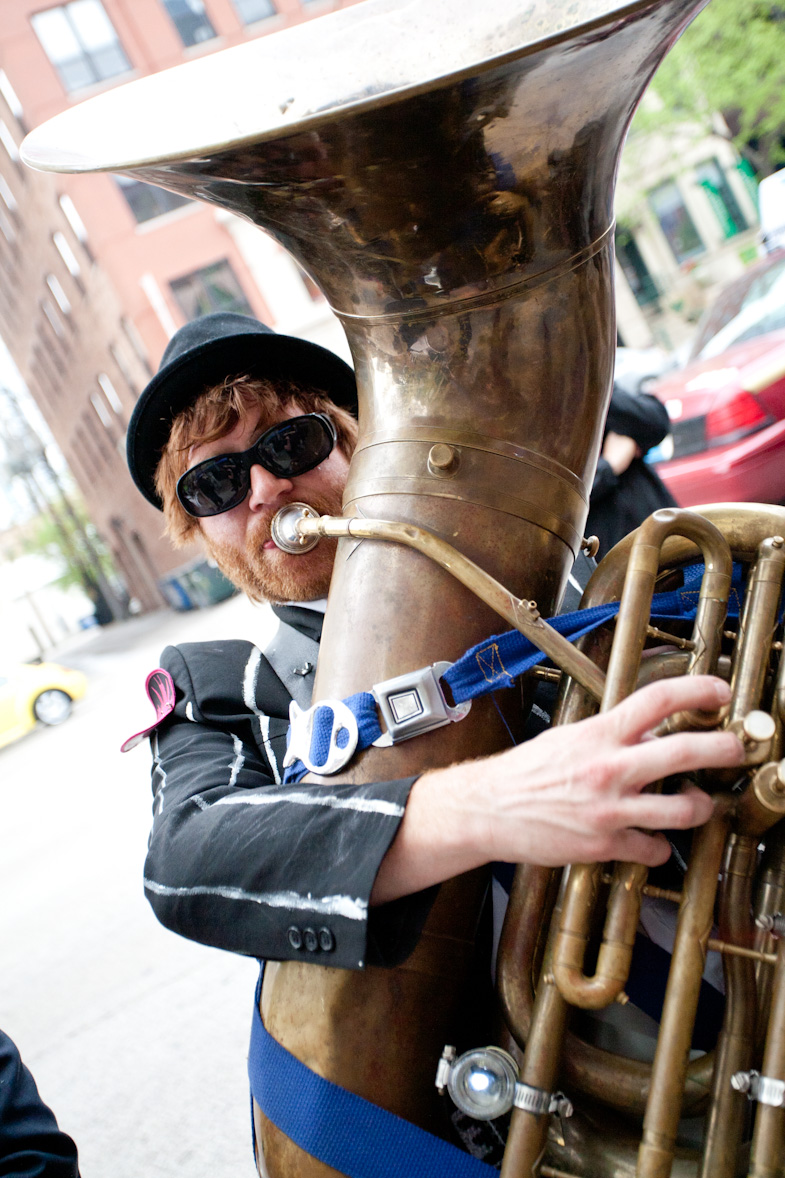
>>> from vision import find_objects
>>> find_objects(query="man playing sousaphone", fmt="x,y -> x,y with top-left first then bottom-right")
123,311 -> 743,1166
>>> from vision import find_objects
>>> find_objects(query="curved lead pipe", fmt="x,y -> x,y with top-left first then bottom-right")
284,509 -> 607,701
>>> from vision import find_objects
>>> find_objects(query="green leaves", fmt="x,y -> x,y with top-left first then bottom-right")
637,0 -> 785,173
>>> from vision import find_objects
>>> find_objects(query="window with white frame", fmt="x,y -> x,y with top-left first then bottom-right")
0,120 -> 20,163
0,175 -> 18,213
0,71 -> 23,122
90,390 -> 113,429
110,342 -> 137,391
41,297 -> 66,339
232,0 -> 276,22
97,372 -> 123,414
170,259 -> 254,320
58,194 -> 89,243
160,0 -> 217,47
696,158 -> 748,240
0,207 -> 16,244
53,230 -> 82,278
31,1 -> 131,93
648,180 -> 705,265
46,273 -> 71,315
116,175 -> 190,224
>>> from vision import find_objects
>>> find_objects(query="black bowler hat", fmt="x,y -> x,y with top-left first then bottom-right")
126,312 -> 358,510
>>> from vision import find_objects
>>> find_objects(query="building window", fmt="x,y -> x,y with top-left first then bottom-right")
615,226 -> 659,308
0,207 -> 15,244
97,372 -> 123,414
648,180 -> 705,265
0,71 -> 24,122
110,343 -> 137,392
53,230 -> 81,278
696,158 -> 748,239
232,0 -> 276,21
116,175 -> 190,224
170,259 -> 254,320
0,175 -> 18,213
121,316 -> 150,370
31,2 -> 131,93
58,194 -> 89,243
0,120 -> 20,163
160,0 -> 217,47
90,390 -> 114,430
41,297 -> 66,339
46,273 -> 71,314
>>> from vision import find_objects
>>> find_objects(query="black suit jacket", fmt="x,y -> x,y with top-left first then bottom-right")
144,605 -> 431,971
144,548 -> 596,973
0,1030 -> 79,1177
587,387 -> 677,557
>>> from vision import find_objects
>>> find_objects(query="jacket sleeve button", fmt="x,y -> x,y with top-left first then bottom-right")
287,925 -> 303,950
303,927 -> 319,953
318,927 -> 335,952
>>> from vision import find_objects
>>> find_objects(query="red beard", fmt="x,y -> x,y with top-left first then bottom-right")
201,487 -> 344,604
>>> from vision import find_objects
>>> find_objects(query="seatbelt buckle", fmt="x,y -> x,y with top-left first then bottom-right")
372,661 -> 470,746
283,698 -> 360,775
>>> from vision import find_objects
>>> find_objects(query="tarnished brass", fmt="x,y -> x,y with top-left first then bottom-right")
291,510 -> 606,700
638,801 -> 734,1178
27,1 -> 785,1176
496,505 -> 785,1177
548,510 -> 732,1019
748,937 -> 785,1178
698,833 -> 758,1178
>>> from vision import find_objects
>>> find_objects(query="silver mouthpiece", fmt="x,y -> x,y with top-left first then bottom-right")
270,503 -> 322,553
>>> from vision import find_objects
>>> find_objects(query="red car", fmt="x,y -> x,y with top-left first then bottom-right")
650,251 -> 785,507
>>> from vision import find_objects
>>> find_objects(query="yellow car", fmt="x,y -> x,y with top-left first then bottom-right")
0,661 -> 87,750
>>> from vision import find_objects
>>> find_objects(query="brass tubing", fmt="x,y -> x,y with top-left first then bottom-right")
500,961 -> 571,1177
605,509 -> 732,706
749,936 -> 785,1178
496,863 -> 559,1035
552,510 -> 731,1012
754,825 -> 785,1050
708,941 -> 778,967
637,799 -> 733,1178
736,764 -> 785,842
295,513 -> 607,700
553,860 -> 644,1008
727,538 -> 785,731
698,834 -> 758,1178
499,558 -> 712,1123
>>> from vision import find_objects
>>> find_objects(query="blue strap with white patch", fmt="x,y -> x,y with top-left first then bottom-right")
248,966 -> 498,1177
283,562 -> 747,784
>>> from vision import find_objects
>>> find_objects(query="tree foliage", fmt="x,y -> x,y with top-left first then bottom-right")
17,497 -> 115,594
635,0 -> 785,174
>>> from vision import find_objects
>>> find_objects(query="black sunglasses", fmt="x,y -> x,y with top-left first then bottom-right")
176,413 -> 338,518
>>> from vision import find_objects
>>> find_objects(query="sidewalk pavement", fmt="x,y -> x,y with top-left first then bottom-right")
51,591 -> 278,676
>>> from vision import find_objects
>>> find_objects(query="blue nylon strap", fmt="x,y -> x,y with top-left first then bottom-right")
284,562 -> 749,783
443,560 -> 746,705
248,969 -> 498,1177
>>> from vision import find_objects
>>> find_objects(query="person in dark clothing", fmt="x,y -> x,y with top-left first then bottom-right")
587,385 -> 677,557
0,1029 -> 79,1177
124,313 -> 740,963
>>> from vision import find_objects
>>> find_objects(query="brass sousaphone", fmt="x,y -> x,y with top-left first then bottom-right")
27,3 -> 785,1176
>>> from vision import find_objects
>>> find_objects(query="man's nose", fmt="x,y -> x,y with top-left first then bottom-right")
247,462 -> 294,509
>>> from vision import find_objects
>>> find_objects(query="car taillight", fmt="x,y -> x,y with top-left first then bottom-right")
704,389 -> 772,447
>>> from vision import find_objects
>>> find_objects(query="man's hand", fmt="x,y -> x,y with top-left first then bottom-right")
371,676 -> 743,905
602,431 -> 639,475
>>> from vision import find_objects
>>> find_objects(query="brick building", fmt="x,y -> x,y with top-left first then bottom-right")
0,0 -> 768,614
0,0 -> 360,611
